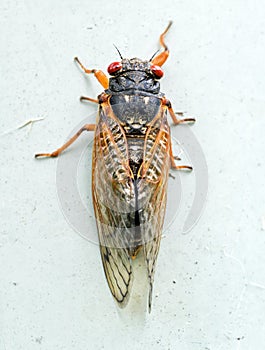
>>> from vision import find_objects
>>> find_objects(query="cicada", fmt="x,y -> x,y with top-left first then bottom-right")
35,21 -> 195,312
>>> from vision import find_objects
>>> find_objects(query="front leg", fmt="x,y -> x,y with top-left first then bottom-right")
74,57 -> 109,89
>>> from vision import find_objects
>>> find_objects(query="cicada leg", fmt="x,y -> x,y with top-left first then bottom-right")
35,124 -> 95,158
163,98 -> 196,124
171,163 -> 193,171
165,99 -> 194,170
175,111 -> 184,117
74,57 -> 109,89
79,96 -> 98,104
170,143 -> 193,171
151,21 -> 172,67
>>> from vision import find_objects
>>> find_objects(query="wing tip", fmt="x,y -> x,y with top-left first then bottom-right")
148,282 -> 153,313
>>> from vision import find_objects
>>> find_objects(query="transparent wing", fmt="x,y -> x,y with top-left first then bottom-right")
92,104 -> 135,307
137,108 -> 171,312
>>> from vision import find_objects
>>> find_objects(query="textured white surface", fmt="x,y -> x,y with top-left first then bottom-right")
1,0 -> 265,349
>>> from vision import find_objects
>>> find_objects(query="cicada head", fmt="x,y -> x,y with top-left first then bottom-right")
107,58 -> 163,94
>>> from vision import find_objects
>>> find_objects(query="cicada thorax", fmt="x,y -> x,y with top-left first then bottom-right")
109,93 -> 161,176
107,60 -> 163,169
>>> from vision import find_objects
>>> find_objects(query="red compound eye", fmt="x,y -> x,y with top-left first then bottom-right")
150,64 -> 164,79
107,61 -> 122,75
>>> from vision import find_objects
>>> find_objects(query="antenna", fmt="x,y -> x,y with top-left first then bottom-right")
149,49 -> 160,62
113,44 -> 123,59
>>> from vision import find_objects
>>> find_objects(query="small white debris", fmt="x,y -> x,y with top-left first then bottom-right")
1,117 -> 45,136
17,117 -> 45,132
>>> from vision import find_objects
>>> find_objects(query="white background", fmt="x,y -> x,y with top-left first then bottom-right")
1,0 -> 265,349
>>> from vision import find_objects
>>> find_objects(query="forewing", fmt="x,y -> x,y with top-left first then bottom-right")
137,108 -> 171,312
92,104 -> 135,307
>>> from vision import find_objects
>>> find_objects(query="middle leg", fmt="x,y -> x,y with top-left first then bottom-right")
35,124 -> 95,158
80,96 -> 99,104
163,98 -> 196,124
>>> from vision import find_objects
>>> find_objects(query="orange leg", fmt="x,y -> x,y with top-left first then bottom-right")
171,162 -> 193,171
166,100 -> 194,170
74,57 -> 109,89
151,21 -> 172,67
80,96 -> 98,104
169,109 -> 196,125
163,99 -> 196,124
35,124 -> 95,158
170,140 -> 193,171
